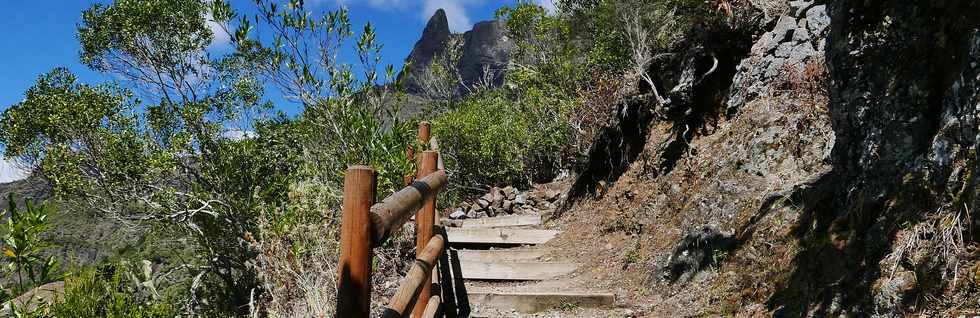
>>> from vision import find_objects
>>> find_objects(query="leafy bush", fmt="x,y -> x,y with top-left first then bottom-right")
433,79 -> 573,191
41,266 -> 175,318
1,195 -> 60,296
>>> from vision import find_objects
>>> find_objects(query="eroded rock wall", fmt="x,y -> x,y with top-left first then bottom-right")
559,0 -> 980,316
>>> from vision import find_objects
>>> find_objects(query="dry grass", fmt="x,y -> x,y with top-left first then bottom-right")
885,205 -> 968,287
248,214 -> 340,318
569,74 -> 624,157
778,56 -> 829,112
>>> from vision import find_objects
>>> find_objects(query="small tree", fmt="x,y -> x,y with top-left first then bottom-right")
0,194 -> 59,296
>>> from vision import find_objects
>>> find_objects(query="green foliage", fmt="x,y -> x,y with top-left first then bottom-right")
232,0 -> 415,200
496,2 -> 586,91
0,69 -> 158,200
4,0 -> 280,311
42,266 -> 175,318
433,77 -> 572,190
557,302 -> 579,311
433,1 -> 596,194
78,0 -> 224,103
1,195 -> 60,296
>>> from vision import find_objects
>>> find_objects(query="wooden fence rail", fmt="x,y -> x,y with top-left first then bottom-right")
336,122 -> 461,318
369,168 -> 447,246
382,232 -> 446,317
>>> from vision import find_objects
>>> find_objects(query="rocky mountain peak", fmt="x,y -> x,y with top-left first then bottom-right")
458,19 -> 512,92
401,9 -> 451,94
400,9 -> 513,96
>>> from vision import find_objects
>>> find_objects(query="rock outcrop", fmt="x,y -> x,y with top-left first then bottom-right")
553,0 -> 980,316
449,184 -> 565,220
400,10 -> 512,96
457,20 -> 512,92
401,9 -> 451,95
728,0 -> 828,112
798,1 -> 980,315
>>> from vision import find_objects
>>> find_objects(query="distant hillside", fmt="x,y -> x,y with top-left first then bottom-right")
0,175 -> 51,212
0,176 -> 134,284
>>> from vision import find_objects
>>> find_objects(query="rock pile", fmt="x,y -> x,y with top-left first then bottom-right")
449,186 -> 563,219
728,0 -> 829,111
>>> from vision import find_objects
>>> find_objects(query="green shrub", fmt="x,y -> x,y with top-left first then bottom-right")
1,195 -> 60,296
433,82 -> 572,191
43,266 -> 176,318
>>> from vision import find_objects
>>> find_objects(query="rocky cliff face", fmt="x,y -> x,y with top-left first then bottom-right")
400,10 -> 512,96
457,20 -> 512,92
400,9 -> 451,95
807,1 -> 980,315
728,0 -> 828,111
554,0 -> 980,316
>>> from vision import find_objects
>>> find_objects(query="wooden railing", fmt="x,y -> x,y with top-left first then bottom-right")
336,122 -> 463,318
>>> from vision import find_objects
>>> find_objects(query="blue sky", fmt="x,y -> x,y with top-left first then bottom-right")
0,0 -> 555,108
0,0 -> 556,182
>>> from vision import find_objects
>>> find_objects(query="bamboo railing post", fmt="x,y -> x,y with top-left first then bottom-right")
336,166 -> 376,318
412,151 -> 439,318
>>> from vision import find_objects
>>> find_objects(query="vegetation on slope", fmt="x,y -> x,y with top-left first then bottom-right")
0,0 -> 795,316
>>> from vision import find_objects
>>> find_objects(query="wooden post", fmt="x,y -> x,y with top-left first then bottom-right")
403,147 -> 415,186
418,121 -> 431,145
336,166 -> 376,318
404,121 -> 431,186
421,296 -> 442,318
412,151 -> 438,318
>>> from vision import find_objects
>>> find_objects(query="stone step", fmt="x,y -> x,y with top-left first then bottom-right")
456,213 -> 541,228
454,249 -> 545,262
467,289 -> 616,314
458,261 -> 577,281
446,228 -> 559,246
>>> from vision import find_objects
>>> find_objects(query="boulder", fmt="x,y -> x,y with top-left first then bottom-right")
804,5 -> 829,36
491,189 -> 505,208
792,24 -> 811,43
502,200 -> 513,214
503,186 -> 517,200
466,207 -> 480,219
772,16 -> 798,43
774,41 -> 797,58
545,190 -> 561,201
790,0 -> 815,17
476,198 -> 490,209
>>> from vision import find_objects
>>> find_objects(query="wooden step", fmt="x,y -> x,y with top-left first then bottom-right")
458,214 -> 541,228
467,289 -> 616,313
459,261 -> 577,281
455,249 -> 545,262
446,228 -> 559,246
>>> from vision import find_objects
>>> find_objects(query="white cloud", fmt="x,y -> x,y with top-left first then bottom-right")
535,0 -> 557,14
314,0 -> 482,33
422,0 -> 473,32
221,129 -> 257,141
207,14 -> 231,49
0,158 -> 29,183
